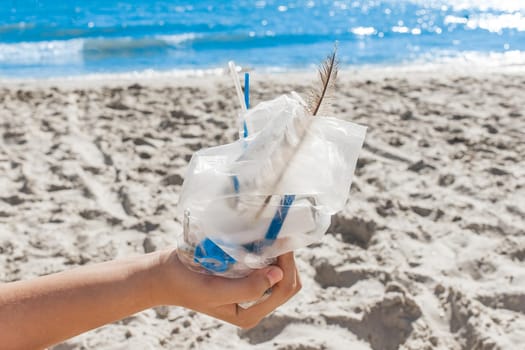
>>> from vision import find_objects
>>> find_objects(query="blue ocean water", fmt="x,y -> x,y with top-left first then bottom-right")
1,0 -> 524,78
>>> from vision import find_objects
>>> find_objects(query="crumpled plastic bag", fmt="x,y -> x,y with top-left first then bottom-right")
177,93 -> 366,278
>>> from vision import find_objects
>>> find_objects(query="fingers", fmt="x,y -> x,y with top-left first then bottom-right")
192,252 -> 302,329
208,265 -> 284,305
232,252 -> 302,328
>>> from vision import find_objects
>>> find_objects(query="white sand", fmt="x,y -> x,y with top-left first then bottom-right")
0,67 -> 524,350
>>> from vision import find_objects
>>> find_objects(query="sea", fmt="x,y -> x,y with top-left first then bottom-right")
1,0 -> 524,78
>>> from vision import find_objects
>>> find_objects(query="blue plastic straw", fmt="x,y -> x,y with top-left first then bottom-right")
244,73 -> 250,109
243,73 -> 250,138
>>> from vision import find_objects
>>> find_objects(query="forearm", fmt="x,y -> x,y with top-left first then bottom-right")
0,251 -> 163,350
0,249 -> 298,349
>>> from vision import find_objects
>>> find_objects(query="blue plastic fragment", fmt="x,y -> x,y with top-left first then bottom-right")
232,175 -> 240,192
243,72 -> 250,138
265,194 -> 295,241
243,194 -> 296,253
243,121 -> 248,138
194,238 -> 236,273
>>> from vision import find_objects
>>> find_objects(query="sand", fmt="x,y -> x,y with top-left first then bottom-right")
0,67 -> 524,350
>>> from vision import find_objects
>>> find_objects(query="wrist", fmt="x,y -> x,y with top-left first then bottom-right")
146,249 -> 182,307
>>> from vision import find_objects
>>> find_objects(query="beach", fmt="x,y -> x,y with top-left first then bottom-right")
1,67 -> 524,349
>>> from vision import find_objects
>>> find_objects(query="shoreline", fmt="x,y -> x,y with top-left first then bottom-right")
2,58 -> 525,86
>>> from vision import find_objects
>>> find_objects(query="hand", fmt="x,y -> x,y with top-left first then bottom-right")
153,250 -> 302,328
0,249 -> 300,349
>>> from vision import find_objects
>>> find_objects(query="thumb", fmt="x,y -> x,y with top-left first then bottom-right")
213,266 -> 283,305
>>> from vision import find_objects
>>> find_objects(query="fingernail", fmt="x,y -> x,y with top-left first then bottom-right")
266,267 -> 283,285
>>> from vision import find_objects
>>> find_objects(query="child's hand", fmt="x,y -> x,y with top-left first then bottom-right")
0,249 -> 301,349
154,250 -> 301,328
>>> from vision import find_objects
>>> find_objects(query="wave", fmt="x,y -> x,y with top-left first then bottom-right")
0,39 -> 84,65
83,33 -> 201,59
0,32 -> 338,65
0,27 -> 523,79
0,34 -> 200,65
0,25 -> 522,67
3,11 -> 524,66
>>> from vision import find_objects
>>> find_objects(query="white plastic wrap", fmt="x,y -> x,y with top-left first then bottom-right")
177,93 -> 366,278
